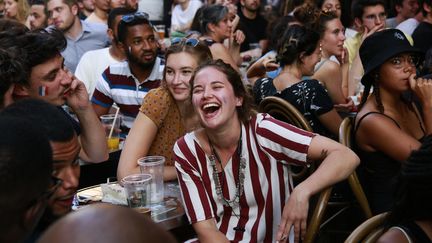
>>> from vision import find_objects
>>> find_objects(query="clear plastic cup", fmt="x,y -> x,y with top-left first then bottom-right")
138,156 -> 165,204
100,114 -> 122,151
122,173 -> 152,210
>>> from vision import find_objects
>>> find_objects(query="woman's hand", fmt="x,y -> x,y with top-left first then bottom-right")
262,55 -> 279,71
336,47 -> 349,65
276,188 -> 310,243
232,29 -> 245,46
409,73 -> 432,108
334,97 -> 355,112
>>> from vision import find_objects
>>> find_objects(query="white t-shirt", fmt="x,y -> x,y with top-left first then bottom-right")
171,0 -> 202,33
75,47 -> 122,97
396,18 -> 420,36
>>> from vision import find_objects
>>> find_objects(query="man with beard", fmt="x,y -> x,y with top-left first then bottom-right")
2,99 -> 81,242
237,0 -> 268,53
28,0 -> 48,30
91,12 -> 163,131
75,8 -> 134,96
46,0 -> 109,73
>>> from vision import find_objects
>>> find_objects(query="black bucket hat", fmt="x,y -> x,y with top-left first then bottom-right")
359,29 -> 423,86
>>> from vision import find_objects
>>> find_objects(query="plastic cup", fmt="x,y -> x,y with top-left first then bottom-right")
155,24 -> 165,40
122,173 -> 152,210
100,114 -> 122,151
138,156 -> 165,204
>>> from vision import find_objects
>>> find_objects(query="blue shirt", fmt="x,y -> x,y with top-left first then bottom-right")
61,20 -> 109,73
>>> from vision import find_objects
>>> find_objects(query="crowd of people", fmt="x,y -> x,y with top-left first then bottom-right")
1,0 -> 432,242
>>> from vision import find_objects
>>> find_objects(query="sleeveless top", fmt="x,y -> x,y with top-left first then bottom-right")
390,221 -> 432,243
353,111 -> 426,214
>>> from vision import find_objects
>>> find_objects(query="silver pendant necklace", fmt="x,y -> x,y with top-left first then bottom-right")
208,129 -> 247,232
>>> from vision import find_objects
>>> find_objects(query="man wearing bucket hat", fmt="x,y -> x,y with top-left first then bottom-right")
354,28 -> 432,214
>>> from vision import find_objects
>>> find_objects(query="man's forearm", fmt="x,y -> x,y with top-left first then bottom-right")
75,105 -> 109,162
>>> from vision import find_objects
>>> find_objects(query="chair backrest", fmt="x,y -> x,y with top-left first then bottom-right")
258,96 -> 313,132
345,212 -> 388,243
339,117 -> 373,219
339,117 -> 353,147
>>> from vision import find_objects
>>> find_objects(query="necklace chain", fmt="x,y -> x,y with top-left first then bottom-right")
208,130 -> 246,209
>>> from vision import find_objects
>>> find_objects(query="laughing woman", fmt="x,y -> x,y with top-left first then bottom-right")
117,39 -> 212,181
174,59 -> 359,242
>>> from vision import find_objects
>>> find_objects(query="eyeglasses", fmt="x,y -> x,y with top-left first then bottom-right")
170,37 -> 200,47
364,12 -> 387,21
121,12 -> 150,23
388,55 -> 419,69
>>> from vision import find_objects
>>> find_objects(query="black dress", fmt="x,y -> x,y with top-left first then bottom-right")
253,77 -> 334,138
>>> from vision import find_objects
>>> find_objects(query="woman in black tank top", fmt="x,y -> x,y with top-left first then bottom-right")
354,29 -> 432,214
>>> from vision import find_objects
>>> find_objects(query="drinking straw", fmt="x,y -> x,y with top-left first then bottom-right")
108,107 -> 120,139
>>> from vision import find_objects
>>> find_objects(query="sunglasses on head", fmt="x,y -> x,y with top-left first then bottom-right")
121,12 -> 150,23
170,37 -> 200,47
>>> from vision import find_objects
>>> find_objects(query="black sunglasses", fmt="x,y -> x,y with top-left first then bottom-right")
170,37 -> 200,47
121,12 -> 150,23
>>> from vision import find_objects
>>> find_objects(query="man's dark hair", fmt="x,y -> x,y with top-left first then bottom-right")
30,0 -> 45,5
0,19 -> 29,55
108,8 -> 136,30
0,116 -> 52,242
117,13 -> 152,44
352,0 -> 386,19
1,99 -> 75,142
16,29 -> 66,85
0,48 -> 28,107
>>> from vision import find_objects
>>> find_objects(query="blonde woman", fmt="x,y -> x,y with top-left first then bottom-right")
117,38 -> 212,181
4,0 -> 29,26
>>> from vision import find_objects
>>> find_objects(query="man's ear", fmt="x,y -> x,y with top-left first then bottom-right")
353,17 -> 363,30
71,4 -> 79,16
13,84 -> 30,97
118,42 -> 127,54
107,28 -> 114,41
424,2 -> 432,14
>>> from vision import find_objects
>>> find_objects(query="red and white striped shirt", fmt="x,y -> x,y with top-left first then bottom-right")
174,113 -> 315,242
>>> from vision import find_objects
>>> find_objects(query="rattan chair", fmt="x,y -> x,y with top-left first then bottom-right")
345,212 -> 388,243
258,96 -> 331,243
339,117 -> 373,219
